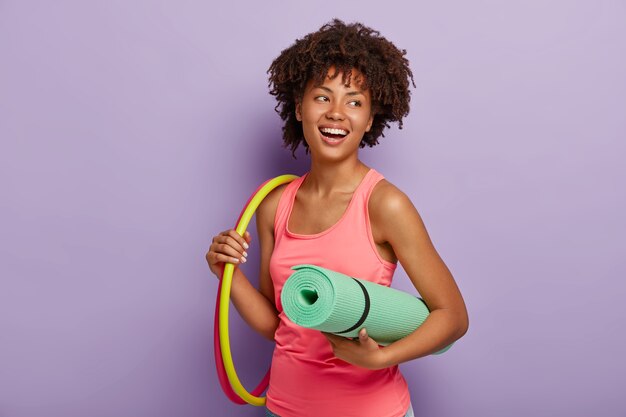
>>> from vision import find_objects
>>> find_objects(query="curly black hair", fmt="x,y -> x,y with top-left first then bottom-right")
267,19 -> 415,157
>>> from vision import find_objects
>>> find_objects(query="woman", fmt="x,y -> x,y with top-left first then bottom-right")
207,19 -> 469,417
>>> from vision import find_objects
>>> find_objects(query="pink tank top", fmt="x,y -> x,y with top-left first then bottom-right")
266,168 -> 411,417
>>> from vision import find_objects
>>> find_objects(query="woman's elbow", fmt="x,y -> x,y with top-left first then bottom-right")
261,318 -> 280,342
456,311 -> 469,338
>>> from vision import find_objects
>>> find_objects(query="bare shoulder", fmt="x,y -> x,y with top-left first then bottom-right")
369,179 -> 417,221
369,178 -> 426,243
256,182 -> 290,233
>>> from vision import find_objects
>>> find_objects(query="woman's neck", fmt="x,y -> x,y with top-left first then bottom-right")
303,158 -> 370,197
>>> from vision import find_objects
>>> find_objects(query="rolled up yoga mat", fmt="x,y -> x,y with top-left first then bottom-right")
281,264 -> 452,354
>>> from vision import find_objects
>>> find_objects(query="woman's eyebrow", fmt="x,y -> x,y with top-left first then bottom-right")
314,86 -> 365,96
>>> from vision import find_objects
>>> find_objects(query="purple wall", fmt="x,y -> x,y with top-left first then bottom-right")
1,1 -> 625,416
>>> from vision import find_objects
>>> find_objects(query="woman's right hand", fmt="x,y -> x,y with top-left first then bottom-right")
205,229 -> 251,278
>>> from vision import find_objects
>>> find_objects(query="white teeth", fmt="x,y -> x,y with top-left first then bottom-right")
320,127 -> 348,136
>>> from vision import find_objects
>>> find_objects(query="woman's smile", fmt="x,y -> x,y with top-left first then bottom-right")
319,125 -> 350,145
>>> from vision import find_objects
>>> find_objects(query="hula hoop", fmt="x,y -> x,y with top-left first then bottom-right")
214,174 -> 299,406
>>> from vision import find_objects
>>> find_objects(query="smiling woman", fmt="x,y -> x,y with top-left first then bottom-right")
206,19 -> 469,417
267,19 -> 415,157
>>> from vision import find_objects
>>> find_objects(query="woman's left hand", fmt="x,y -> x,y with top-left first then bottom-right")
322,328 -> 389,370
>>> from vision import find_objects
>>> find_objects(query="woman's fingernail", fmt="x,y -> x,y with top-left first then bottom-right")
243,251 -> 248,258
241,257 -> 247,263
243,242 -> 249,249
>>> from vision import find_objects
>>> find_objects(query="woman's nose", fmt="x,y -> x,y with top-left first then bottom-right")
325,101 -> 345,120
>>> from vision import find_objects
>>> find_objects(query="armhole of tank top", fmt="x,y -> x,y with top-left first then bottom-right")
272,180 -> 297,238
365,176 -> 398,271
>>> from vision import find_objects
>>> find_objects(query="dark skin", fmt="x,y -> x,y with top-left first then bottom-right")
206,68 -> 468,370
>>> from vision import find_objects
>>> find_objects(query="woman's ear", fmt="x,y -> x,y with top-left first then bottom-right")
365,112 -> 374,132
295,101 -> 302,121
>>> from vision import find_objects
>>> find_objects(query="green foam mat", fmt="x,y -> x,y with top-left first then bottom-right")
281,264 -> 452,354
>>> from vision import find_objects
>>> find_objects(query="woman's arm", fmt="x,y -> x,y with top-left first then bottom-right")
323,180 -> 469,369
206,185 -> 286,341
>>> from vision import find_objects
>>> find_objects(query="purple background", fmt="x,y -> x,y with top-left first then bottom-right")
1,1 -> 625,416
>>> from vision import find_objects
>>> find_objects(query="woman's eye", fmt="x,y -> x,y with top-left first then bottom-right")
348,100 -> 362,107
315,96 -> 329,102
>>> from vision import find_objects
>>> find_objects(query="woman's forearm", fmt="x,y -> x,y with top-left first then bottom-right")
227,267 -> 280,341
380,308 -> 468,367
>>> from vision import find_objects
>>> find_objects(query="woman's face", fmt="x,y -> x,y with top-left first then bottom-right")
296,67 -> 374,162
